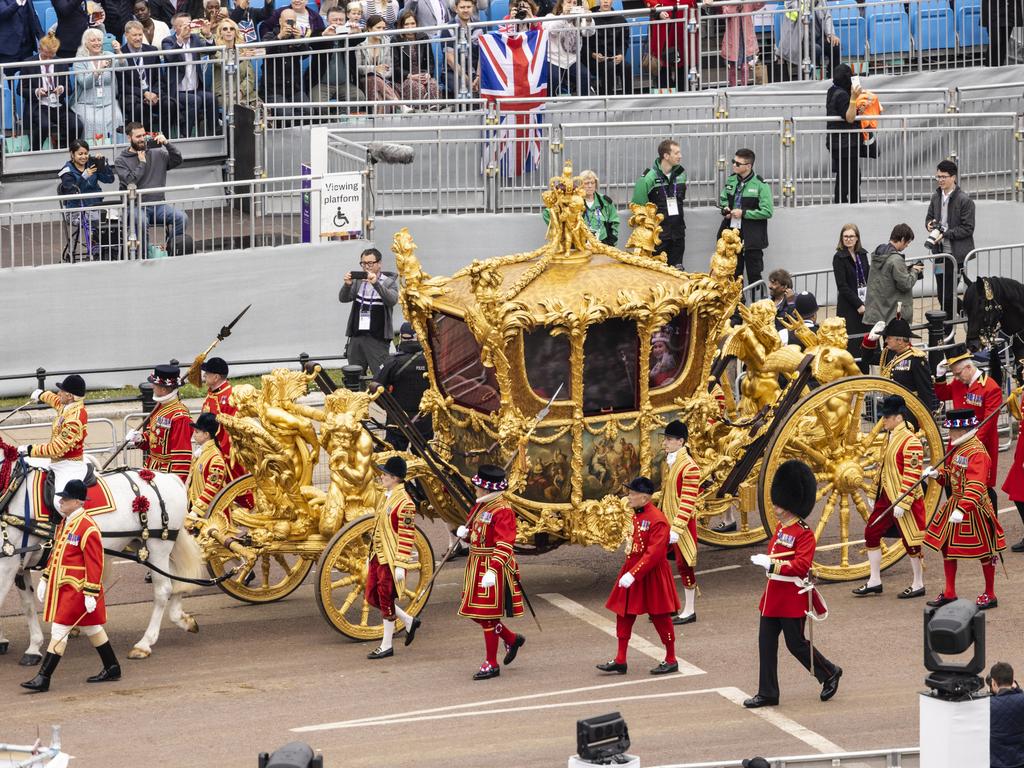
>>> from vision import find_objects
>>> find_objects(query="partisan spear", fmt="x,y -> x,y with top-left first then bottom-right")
184,304 -> 252,387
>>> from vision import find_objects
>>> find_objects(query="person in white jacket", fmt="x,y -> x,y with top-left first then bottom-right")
544,0 -> 593,95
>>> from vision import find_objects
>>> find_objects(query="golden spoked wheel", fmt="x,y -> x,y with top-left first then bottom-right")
757,376 -> 943,582
203,475 -> 315,604
697,472 -> 770,548
315,514 -> 436,640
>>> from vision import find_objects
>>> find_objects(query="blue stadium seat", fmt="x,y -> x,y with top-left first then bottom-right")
911,3 -> 955,50
2,83 -> 13,133
488,0 -> 509,21
274,0 -> 290,7
43,5 -> 56,30
756,2 -> 780,34
866,6 -> 911,54
953,0 -> 979,10
956,4 -> 989,45
32,0 -> 48,28
863,2 -> 905,17
833,12 -> 868,57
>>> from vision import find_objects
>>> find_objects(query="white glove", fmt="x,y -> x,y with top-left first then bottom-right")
750,553 -> 772,569
480,569 -> 497,589
395,567 -> 406,582
36,577 -> 46,602
922,465 -> 939,479
668,530 -> 679,545
936,361 -> 949,379
893,506 -> 905,519
868,320 -> 886,341
618,572 -> 635,589
455,525 -> 469,539
950,509 -> 965,524
17,445 -> 30,456
125,428 -> 142,445
84,595 -> 97,613
30,388 -> 43,402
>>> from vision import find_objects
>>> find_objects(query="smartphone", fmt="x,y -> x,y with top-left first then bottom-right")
851,75 -> 862,90
286,18 -> 296,26
190,19 -> 204,29
350,270 -> 368,280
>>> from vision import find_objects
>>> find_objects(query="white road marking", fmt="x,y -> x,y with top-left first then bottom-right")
538,593 -> 704,676
293,676 -> 682,732
715,686 -> 844,753
694,565 -> 742,577
998,505 -> 1015,517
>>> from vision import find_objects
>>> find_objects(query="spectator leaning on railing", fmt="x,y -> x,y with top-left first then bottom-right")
72,28 -> 123,146
119,20 -> 176,137
0,0 -> 43,72
544,0 -> 594,96
19,32 -> 82,152
989,661 -> 1024,768
161,12 -> 217,137
864,223 -> 921,326
313,6 -> 366,105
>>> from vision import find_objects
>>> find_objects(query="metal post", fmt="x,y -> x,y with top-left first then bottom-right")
35,367 -> 46,391
782,117 -> 795,206
364,162 -> 375,241
926,309 -> 947,373
126,184 -> 140,260
298,352 -> 310,370
799,0 -> 812,81
341,364 -> 365,391
1016,111 -> 1024,203
139,381 -> 155,413
224,47 -> 238,184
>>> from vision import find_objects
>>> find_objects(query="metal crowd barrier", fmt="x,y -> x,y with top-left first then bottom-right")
656,746 -> 919,768
962,242 -> 1024,282
0,417 -> 117,459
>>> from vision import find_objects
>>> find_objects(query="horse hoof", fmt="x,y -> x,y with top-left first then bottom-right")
19,653 -> 42,667
0,641 -> 8,655
185,615 -> 199,634
127,647 -> 151,660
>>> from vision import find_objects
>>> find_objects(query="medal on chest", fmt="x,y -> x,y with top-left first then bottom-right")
954,455 -> 969,468
965,392 -> 983,406
67,533 -> 81,546
777,532 -> 796,547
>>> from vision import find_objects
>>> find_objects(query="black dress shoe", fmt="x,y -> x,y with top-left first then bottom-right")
650,661 -> 678,675
926,592 -> 956,608
367,646 -> 394,660
404,617 -> 421,647
86,664 -> 121,683
473,664 -> 500,680
820,666 -> 843,701
1012,538 -> 1024,553
596,660 -> 628,675
672,613 -> 696,625
712,521 -> 737,533
742,694 -> 778,708
897,586 -> 926,600
851,583 -> 883,596
503,634 -> 525,665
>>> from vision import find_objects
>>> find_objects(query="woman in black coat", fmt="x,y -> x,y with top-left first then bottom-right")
832,222 -> 870,373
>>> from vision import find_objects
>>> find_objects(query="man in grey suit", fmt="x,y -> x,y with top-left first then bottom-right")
407,0 -> 452,36
925,159 -> 976,321
340,247 -> 400,376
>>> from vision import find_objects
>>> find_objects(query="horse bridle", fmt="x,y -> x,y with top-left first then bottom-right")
979,277 -> 1004,348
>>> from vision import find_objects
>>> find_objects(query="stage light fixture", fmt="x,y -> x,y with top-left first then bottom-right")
576,711 -> 631,765
923,599 -> 986,699
257,741 -> 323,768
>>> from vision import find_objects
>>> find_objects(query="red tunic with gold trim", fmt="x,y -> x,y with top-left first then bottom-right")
143,398 -> 193,481
1002,389 -> 1024,501
605,502 -> 680,617
458,495 -> 523,620
868,422 -> 926,547
202,381 -> 247,479
661,449 -> 701,567
42,508 -> 106,626
187,440 -> 227,515
28,392 -> 86,460
935,372 -> 1002,486
924,436 -> 1006,559
758,519 -> 827,619
366,488 -> 417,617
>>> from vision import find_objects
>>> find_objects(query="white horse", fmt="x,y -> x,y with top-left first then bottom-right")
0,456 -> 206,664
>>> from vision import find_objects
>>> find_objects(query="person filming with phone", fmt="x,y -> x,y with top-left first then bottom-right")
989,661 -> 1024,768
339,247 -> 399,376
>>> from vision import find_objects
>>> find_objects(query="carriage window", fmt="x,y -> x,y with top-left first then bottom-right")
428,313 -> 500,414
582,318 -> 639,415
523,329 -> 572,401
649,313 -> 691,390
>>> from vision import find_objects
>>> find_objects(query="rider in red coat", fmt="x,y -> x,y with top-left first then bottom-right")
457,465 -> 526,681
744,460 -> 841,709
21,480 -> 121,693
598,476 -> 681,676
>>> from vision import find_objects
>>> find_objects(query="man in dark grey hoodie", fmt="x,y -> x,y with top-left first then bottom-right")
863,223 -> 923,326
115,121 -> 188,250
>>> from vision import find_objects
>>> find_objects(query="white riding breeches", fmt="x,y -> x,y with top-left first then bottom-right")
51,622 -> 102,639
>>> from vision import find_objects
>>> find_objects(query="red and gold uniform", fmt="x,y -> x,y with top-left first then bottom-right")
935,371 -> 1001,487
866,421 -> 926,555
41,507 -> 106,627
29,392 -> 86,461
924,431 -> 1006,608
365,486 -> 416,620
143,398 -> 193,481
661,448 -> 700,587
1001,388 -> 1024,503
202,380 -> 249,482
187,439 -> 227,516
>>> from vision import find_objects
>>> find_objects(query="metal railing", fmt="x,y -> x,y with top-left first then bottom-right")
0,417 -> 118,460
962,242 -> 1024,282
656,746 -> 919,768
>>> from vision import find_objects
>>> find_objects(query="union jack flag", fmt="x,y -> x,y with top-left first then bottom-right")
478,28 -> 548,177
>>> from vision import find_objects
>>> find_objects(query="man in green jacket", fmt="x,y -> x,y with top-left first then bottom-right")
631,139 -> 687,269
719,148 -> 774,301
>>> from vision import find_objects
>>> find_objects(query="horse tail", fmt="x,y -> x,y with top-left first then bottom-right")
168,528 -> 207,595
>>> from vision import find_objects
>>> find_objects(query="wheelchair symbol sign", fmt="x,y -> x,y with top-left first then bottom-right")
319,172 -> 362,239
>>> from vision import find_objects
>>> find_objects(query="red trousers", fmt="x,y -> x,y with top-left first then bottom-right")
674,549 -> 696,588
365,556 -> 396,620
864,507 -> 921,556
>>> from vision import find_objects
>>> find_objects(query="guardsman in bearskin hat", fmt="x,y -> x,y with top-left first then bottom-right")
18,375 -> 89,493
187,412 -> 227,519
22,480 -> 120,693
597,476 -> 681,676
127,364 -> 193,482
852,394 -> 927,599
457,464 -> 526,681
923,408 -> 1007,610
366,456 -> 422,660
862,314 -> 936,411
935,344 -> 1002,511
744,460 -> 841,709
659,420 -> 701,625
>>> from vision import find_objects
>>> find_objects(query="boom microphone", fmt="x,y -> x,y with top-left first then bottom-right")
367,142 -> 415,165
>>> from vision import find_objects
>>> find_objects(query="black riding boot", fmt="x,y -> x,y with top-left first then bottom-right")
21,652 -> 61,692
86,642 -> 121,683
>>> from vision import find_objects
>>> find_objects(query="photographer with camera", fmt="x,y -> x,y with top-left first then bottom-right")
989,662 -> 1024,768
925,160 -> 975,321
339,247 -> 399,376
58,139 -> 115,208
863,223 -> 922,326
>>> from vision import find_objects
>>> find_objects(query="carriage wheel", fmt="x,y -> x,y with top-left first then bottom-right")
756,376 -> 943,582
697,471 -> 770,548
203,475 -> 314,604
315,515 -> 435,641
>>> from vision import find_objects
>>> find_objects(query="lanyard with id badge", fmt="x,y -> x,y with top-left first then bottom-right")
658,169 -> 680,218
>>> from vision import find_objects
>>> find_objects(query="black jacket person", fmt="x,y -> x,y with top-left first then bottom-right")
372,323 -> 432,450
